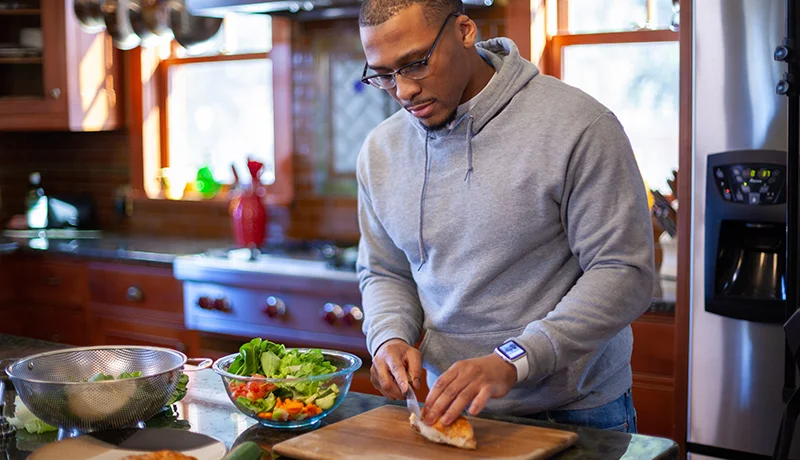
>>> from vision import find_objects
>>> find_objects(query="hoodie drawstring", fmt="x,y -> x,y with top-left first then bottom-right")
418,135 -> 430,271
464,116 -> 475,181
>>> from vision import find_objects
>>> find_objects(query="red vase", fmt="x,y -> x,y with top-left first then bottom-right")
230,159 -> 268,248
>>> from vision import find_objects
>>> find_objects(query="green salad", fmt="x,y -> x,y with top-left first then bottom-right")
225,338 -> 341,422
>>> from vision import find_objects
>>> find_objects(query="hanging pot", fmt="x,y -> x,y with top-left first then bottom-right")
168,0 -> 223,51
74,0 -> 106,33
128,0 -> 162,47
103,0 -> 141,50
141,0 -> 174,41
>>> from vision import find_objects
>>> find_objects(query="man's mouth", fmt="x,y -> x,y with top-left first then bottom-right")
407,101 -> 435,118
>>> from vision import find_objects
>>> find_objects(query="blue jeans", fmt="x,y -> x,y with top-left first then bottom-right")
528,388 -> 638,433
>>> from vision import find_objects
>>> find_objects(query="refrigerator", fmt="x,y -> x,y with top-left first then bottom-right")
689,0 -> 794,459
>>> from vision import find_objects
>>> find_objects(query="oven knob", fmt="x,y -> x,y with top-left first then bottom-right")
197,296 -> 212,310
344,305 -> 363,326
323,303 -> 344,325
213,297 -> 232,313
265,296 -> 287,318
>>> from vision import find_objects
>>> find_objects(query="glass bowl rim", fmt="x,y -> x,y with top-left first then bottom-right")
212,348 -> 362,383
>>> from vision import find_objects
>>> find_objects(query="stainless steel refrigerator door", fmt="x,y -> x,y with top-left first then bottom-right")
690,0 -> 793,457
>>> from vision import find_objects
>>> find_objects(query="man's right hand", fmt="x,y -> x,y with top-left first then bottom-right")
370,338 -> 423,399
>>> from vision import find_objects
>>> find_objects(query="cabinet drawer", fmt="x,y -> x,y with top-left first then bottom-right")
631,318 -> 675,376
89,263 -> 183,319
24,306 -> 88,346
18,259 -> 87,309
93,316 -> 199,356
184,282 -> 366,351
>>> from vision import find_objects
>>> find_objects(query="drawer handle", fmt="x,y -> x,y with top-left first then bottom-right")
44,277 -> 61,286
126,286 -> 144,303
323,303 -> 344,325
265,296 -> 287,318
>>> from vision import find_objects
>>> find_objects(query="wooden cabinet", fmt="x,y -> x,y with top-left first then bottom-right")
0,255 -> 21,335
631,314 -> 676,440
0,1 -> 121,131
88,262 -> 198,356
13,256 -> 90,345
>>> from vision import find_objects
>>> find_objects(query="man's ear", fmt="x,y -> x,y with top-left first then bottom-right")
458,16 -> 478,48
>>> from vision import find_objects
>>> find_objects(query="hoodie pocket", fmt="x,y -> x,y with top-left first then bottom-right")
419,327 -> 527,382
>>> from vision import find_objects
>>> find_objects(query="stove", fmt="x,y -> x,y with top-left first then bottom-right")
174,241 -> 366,352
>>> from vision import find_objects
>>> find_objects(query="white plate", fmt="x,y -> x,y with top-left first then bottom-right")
30,428 -> 227,460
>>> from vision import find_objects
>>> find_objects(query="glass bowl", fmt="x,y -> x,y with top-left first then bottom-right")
212,349 -> 362,429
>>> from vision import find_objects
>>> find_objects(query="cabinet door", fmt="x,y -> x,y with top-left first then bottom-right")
0,307 -> 23,336
0,2 -> 121,131
0,2 -> 68,128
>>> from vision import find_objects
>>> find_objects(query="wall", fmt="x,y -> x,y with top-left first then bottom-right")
0,8 -> 509,244
0,130 -> 129,231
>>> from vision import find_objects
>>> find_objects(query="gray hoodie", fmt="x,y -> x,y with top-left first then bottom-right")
356,37 -> 655,415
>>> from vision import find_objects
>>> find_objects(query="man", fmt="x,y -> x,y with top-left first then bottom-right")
356,0 -> 654,433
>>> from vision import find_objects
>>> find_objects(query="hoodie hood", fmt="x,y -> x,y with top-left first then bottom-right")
405,37 -> 539,138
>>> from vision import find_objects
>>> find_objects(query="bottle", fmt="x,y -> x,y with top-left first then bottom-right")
230,159 -> 267,248
26,172 -> 48,229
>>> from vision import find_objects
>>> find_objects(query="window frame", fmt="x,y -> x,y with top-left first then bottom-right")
547,0 -> 679,79
128,17 -> 294,206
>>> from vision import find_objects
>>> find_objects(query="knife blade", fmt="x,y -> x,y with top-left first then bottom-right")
405,382 -> 422,419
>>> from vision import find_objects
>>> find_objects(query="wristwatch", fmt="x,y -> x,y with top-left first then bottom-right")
494,339 -> 529,383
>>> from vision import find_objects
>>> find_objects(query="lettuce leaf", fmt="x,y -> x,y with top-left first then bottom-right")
236,393 -> 276,414
167,373 -> 189,405
9,396 -> 57,434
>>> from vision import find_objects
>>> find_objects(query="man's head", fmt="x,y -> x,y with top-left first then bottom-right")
359,0 -> 480,131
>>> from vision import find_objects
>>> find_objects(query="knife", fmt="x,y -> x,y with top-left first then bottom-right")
405,382 -> 422,419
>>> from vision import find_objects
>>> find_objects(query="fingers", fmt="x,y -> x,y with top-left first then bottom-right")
405,348 -> 423,390
423,368 -> 462,425
387,350 -> 413,394
439,383 -> 478,426
468,386 -> 492,416
371,358 -> 403,399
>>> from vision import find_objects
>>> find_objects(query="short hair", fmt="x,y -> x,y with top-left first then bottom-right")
359,0 -> 464,27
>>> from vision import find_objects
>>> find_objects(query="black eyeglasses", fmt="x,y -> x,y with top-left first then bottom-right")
361,13 -> 460,90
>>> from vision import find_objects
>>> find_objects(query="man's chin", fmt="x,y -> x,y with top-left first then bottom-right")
422,110 -> 458,132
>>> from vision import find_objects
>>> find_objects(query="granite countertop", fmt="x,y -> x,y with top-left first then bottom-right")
1,230 -> 229,265
0,335 -> 678,459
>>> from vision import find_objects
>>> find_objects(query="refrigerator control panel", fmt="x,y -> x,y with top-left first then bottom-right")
713,163 -> 786,205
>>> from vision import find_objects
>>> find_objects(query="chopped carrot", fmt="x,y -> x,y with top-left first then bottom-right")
257,412 -> 272,419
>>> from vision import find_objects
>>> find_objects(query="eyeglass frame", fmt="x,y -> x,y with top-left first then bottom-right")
360,12 -> 461,90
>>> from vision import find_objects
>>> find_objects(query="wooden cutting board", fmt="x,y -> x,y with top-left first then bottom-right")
273,405 -> 579,459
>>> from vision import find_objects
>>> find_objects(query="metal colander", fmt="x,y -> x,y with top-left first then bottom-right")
5,346 -> 187,434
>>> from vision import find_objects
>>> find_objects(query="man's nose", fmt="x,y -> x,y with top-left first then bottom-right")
394,74 -> 422,103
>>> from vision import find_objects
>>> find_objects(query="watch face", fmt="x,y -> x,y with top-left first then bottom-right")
499,341 -> 525,360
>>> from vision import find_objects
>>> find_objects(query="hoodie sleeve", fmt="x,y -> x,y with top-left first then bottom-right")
356,159 -> 424,357
514,112 -> 655,382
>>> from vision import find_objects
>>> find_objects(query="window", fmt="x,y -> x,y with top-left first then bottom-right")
135,14 -> 293,204
548,0 -> 679,194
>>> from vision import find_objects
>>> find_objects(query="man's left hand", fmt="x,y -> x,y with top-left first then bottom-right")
422,353 -> 517,426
